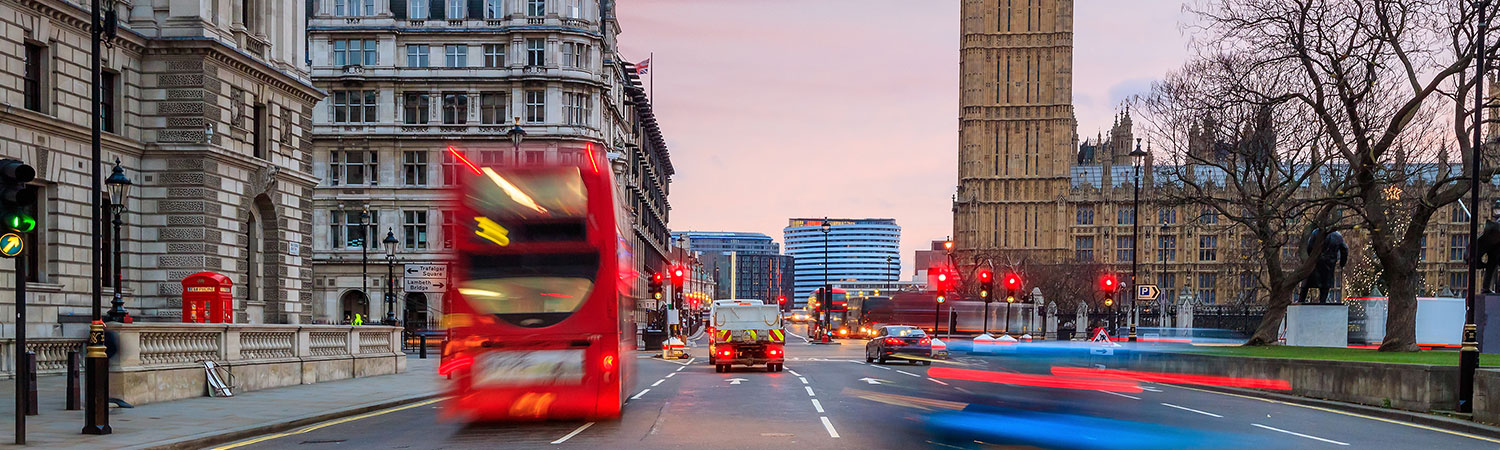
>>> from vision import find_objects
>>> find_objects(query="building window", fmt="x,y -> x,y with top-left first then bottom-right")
526,38 -> 545,66
1158,208 -> 1176,224
445,44 -> 468,67
524,151 -> 544,166
1075,236 -> 1094,261
1197,273 -> 1217,304
442,92 -> 468,124
563,92 -> 591,126
331,209 -> 379,249
485,0 -> 504,18
1451,271 -> 1469,291
1453,205 -> 1470,223
1199,235 -> 1218,261
252,103 -> 266,159
333,39 -> 377,66
527,0 -> 545,16
101,70 -> 118,133
480,93 -> 506,124
1117,207 -> 1134,225
447,0 -> 465,17
330,150 -> 378,185
1160,273 -> 1176,301
1199,209 -> 1218,224
410,0 -> 429,19
1158,235 -> 1176,262
442,151 -> 462,186
404,210 -> 429,250
1420,236 -> 1428,262
564,0 -> 581,17
442,210 -> 456,249
1116,236 -> 1133,262
335,0 -> 374,16
332,90 -> 377,123
403,151 -> 428,186
561,42 -> 589,68
403,92 -> 430,124
406,44 -> 429,67
22,185 -> 42,282
23,43 -> 45,113
558,149 -> 582,165
483,44 -> 506,67
525,90 -> 545,123
1076,206 -> 1094,225
1452,234 -> 1469,262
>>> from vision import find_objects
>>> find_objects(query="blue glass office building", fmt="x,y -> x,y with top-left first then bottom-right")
784,218 -> 901,307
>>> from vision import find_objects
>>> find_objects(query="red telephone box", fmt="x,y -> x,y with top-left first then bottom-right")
182,272 -> 233,323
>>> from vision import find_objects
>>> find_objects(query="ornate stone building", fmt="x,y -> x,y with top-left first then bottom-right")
0,0 -> 320,333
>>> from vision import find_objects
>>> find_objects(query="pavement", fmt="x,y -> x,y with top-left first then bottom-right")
202,324 -> 1500,449
0,356 -> 440,449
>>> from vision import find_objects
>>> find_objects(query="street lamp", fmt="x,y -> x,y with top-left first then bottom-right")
360,206 -> 370,322
1460,0 -> 1490,414
1129,139 -> 1148,342
383,229 -> 399,325
104,160 -> 132,323
83,0 -> 123,437
820,218 -> 832,343
507,116 -> 527,163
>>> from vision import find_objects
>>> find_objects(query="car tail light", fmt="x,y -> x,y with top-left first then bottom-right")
884,337 -> 904,346
919,337 -> 931,346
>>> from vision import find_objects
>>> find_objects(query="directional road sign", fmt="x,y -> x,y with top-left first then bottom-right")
0,232 -> 21,258
405,278 -> 449,293
1136,284 -> 1160,301
404,264 -> 448,280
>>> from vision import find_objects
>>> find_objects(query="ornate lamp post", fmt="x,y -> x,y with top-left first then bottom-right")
507,117 -> 527,162
383,229 -> 400,325
1129,139 -> 1148,342
105,160 -> 132,323
84,0 -> 123,436
820,218 -> 832,343
360,206 -> 370,321
1460,0 -> 1490,414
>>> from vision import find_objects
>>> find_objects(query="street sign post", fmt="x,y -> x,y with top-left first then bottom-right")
403,264 -> 448,280
404,278 -> 449,293
1137,284 -> 1160,301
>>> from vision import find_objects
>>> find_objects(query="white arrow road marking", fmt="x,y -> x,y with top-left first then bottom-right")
811,399 -> 824,413
1161,402 -> 1222,418
820,417 -> 840,438
1098,390 -> 1141,400
726,378 -> 748,385
550,422 -> 594,444
1252,424 -> 1349,446
631,389 -> 650,400
859,377 -> 886,385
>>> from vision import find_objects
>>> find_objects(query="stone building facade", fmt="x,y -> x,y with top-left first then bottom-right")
0,0 -> 320,336
306,0 -> 673,325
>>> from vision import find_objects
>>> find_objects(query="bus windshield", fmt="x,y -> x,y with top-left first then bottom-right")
457,252 -> 599,328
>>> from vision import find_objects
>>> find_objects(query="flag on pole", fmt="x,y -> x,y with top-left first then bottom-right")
635,58 -> 651,75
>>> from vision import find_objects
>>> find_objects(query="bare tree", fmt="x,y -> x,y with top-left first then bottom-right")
1138,53 -> 1350,346
1190,0 -> 1500,351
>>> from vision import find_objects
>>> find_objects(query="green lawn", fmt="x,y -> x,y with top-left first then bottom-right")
1180,345 -> 1500,366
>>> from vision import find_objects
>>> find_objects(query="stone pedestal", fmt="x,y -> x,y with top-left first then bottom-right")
1285,303 -> 1349,348
1480,295 -> 1500,354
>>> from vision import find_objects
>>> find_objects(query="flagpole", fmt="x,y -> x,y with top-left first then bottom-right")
649,52 -> 654,101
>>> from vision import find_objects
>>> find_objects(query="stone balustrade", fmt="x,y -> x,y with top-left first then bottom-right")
109,323 -> 405,406
0,338 -> 86,379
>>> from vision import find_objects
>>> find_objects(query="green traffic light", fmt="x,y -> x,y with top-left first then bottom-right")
7,214 -> 34,233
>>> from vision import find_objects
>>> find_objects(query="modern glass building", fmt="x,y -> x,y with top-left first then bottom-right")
784,218 -> 902,307
672,231 -> 780,255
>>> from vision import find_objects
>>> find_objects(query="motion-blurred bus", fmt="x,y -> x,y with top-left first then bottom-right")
439,147 -> 635,421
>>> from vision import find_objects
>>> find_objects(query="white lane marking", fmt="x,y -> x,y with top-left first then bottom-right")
630,389 -> 650,400
1252,423 -> 1350,446
896,370 -> 921,378
550,422 -> 595,444
651,379 -> 664,387
820,416 -> 840,438
665,373 -> 676,378
954,386 -> 973,394
787,369 -> 802,376
1142,386 -> 1162,392
799,377 -> 809,384
788,332 -> 813,343
1161,403 -> 1222,418
1097,390 -> 1141,400
869,365 -> 892,371
854,361 -> 867,365
805,386 -> 816,397
675,365 -> 685,372
811,399 -> 824,413
927,377 -> 950,386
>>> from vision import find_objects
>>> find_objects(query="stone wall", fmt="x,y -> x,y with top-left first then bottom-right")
108,323 -> 404,406
1477,369 -> 1499,426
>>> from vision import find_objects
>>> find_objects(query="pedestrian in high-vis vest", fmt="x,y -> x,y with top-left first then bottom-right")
353,314 -> 364,326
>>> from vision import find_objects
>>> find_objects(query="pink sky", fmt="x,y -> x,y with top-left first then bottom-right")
616,1 -> 1192,278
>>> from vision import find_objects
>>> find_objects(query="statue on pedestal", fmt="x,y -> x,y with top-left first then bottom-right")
1470,203 -> 1500,293
1296,228 -> 1348,303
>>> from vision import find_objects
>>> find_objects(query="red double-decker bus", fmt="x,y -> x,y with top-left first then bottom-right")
438,146 -> 635,421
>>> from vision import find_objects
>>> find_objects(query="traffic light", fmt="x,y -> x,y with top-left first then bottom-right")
670,265 -> 685,288
1101,273 -> 1119,307
1004,272 -> 1021,302
936,294 -> 946,303
648,272 -> 663,300
777,296 -> 787,305
0,159 -> 37,233
977,269 -> 993,301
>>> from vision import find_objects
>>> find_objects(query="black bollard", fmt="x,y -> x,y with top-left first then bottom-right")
419,334 -> 427,359
67,350 -> 81,410
25,352 -> 38,416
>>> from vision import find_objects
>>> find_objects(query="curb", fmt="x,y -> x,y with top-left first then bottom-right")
130,392 -> 443,450
1191,385 -> 1500,440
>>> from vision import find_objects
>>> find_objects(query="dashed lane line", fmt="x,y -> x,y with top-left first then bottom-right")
1252,423 -> 1349,446
895,370 -> 921,378
676,365 -> 686,372
665,373 -> 676,378
1161,402 -> 1222,418
799,377 -> 809,384
805,386 -> 816,397
631,389 -> 651,400
869,364 -> 893,371
786,369 -> 802,376
550,422 -> 595,444
820,416 -> 841,438
811,399 -> 824,413
927,377 -> 950,386
1097,390 -> 1141,400
1164,384 -> 1500,445
651,379 -> 664,387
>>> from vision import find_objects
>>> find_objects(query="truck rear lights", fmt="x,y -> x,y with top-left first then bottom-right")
719,349 -> 733,358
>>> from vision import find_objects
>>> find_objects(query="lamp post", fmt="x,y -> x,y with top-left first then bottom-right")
886,256 -> 894,291
820,218 -> 832,343
383,229 -> 399,325
1129,139 -> 1148,342
942,239 -> 954,336
105,160 -> 132,323
360,206 -> 370,321
84,0 -> 121,436
507,116 -> 527,163
1461,0 -> 1490,414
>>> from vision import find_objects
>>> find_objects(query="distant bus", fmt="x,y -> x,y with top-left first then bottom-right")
440,148 -> 635,421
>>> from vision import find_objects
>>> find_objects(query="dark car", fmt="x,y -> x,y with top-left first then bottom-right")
865,325 -> 932,365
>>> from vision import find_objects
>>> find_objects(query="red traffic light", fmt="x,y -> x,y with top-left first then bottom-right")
936,272 -> 949,283
778,296 -> 787,304
1004,273 -> 1021,290
1101,274 -> 1118,292
652,272 -> 663,284
977,270 -> 992,282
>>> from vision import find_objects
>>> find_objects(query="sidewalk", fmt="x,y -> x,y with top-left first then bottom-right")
0,356 -> 441,449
